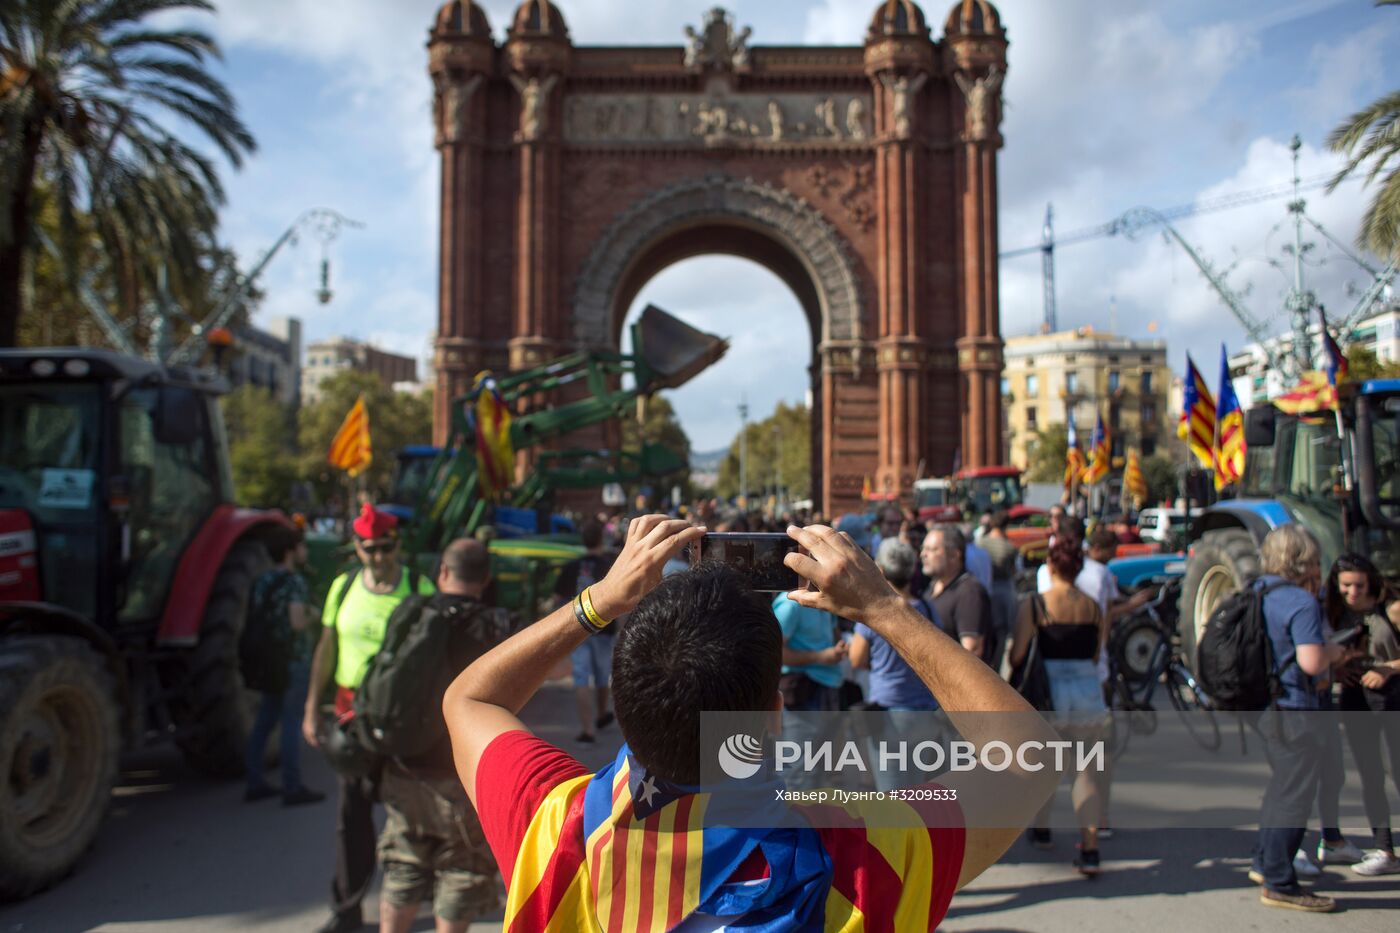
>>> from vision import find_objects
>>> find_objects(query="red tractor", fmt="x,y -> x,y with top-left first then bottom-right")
0,348 -> 291,898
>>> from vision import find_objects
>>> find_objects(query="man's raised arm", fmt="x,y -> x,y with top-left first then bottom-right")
783,524 -> 1061,889
443,517 -> 703,806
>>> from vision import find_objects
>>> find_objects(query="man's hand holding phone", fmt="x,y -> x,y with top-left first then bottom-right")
781,523 -> 904,626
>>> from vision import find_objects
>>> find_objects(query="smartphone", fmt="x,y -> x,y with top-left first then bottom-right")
688,532 -> 801,593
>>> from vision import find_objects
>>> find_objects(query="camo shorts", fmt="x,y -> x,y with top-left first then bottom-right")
376,767 -> 501,922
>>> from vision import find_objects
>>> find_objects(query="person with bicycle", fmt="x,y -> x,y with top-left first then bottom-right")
1321,553 -> 1400,877
1009,533 -> 1111,876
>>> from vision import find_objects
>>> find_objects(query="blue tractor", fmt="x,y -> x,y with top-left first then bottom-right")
1178,379 -> 1400,662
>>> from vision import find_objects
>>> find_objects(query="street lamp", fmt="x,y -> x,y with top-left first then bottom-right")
738,397 -> 749,510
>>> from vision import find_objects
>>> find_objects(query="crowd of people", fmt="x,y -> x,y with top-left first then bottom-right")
231,497 -> 1400,929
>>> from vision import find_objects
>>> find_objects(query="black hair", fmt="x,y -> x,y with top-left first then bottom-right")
441,538 -> 489,584
1323,552 -> 1392,627
266,524 -> 304,563
611,562 -> 782,785
580,518 -> 605,550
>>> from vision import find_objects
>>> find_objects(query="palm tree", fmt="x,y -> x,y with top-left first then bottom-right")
1327,0 -> 1400,260
0,0 -> 254,347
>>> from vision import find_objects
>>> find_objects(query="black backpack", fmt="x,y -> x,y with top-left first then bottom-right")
239,569 -> 295,694
1195,580 -> 1289,711
351,596 -> 510,760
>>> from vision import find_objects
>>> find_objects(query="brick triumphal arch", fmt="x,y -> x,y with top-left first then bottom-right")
428,0 -> 1008,515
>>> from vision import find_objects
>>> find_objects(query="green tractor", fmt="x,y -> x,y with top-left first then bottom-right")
0,349 -> 293,898
1179,379 -> 1400,660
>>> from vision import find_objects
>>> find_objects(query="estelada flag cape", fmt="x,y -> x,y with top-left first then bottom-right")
500,744 -> 960,933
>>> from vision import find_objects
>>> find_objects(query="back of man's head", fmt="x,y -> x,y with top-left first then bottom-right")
612,564 -> 782,785
875,537 -> 917,589
441,538 -> 489,588
580,519 -> 605,551
1087,527 -> 1118,558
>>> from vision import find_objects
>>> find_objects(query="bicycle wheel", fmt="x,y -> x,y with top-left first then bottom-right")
1106,676 -> 1133,759
1167,665 -> 1221,751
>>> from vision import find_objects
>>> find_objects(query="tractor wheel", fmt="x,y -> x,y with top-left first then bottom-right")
169,539 -> 270,776
1179,528 -> 1260,669
0,635 -> 120,900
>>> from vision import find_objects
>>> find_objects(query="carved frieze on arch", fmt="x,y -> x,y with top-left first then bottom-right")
571,174 -> 866,349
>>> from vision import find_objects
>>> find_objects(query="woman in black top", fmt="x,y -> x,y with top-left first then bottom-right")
1009,534 -> 1110,876
1322,554 -> 1400,876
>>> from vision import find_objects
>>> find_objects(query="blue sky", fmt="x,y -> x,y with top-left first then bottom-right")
171,0 -> 1398,450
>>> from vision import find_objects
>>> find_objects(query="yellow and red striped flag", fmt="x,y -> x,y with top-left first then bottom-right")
1214,346 -> 1246,490
1064,411 -> 1086,489
327,394 -> 372,477
1272,371 -> 1337,415
1124,448 -> 1147,507
1177,354 -> 1216,469
471,372 -> 514,500
1082,412 -> 1111,485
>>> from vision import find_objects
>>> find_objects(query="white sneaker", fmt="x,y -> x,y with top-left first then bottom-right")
1293,850 -> 1322,878
1352,849 -> 1400,876
1316,838 -> 1366,865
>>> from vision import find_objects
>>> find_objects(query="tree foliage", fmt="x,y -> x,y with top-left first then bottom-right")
1345,344 -> 1400,383
620,394 -> 693,499
0,0 -> 256,346
1325,1 -> 1400,259
296,370 -> 432,504
1025,423 -> 1069,484
220,384 -> 298,510
717,402 -> 811,501
1142,454 -> 1180,508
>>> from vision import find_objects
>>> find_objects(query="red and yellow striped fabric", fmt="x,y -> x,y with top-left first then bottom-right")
327,394 -> 372,477
499,753 -> 961,933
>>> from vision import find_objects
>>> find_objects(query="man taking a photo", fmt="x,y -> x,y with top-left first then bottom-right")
444,517 -> 1060,931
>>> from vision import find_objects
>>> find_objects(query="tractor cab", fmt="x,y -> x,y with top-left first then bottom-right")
0,349 -> 232,629
950,466 -> 1025,519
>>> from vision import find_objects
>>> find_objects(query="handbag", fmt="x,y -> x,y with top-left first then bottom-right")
1009,595 -> 1054,712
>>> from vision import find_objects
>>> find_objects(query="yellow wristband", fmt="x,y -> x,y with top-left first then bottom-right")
580,586 -> 610,629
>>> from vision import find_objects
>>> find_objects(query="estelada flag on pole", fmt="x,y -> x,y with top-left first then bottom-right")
1177,354 -> 1217,470
470,372 -> 514,500
1214,345 -> 1246,491
1064,411 -> 1086,489
1082,412 -> 1111,485
327,394 -> 372,477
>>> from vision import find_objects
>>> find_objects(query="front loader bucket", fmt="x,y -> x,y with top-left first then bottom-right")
633,304 -> 729,392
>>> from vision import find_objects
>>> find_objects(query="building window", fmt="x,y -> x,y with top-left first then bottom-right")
1142,401 -> 1157,424
1140,354 -> 1153,364
1108,402 -> 1121,431
1026,374 -> 1039,396
1142,436 -> 1157,458
1065,371 -> 1079,394
1140,370 -> 1153,393
1000,377 -> 1010,396
1111,436 -> 1125,459
1108,355 -> 1119,363
1108,370 -> 1120,392
1026,406 -> 1038,429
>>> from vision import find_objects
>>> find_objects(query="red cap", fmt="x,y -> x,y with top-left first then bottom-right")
352,503 -> 397,540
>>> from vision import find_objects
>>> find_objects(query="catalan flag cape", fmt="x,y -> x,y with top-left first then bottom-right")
468,372 -> 514,500
1064,411 -> 1086,489
1124,449 -> 1147,508
501,744 -> 953,933
1082,413 -> 1111,485
1178,355 -> 1217,469
1272,371 -> 1337,415
1213,346 -> 1246,490
327,395 -> 372,477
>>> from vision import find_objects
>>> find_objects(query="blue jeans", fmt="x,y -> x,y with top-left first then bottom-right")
246,660 -> 310,792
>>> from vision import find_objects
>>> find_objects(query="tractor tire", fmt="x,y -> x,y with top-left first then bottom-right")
0,635 -> 120,900
1179,528 -> 1260,669
169,539 -> 270,777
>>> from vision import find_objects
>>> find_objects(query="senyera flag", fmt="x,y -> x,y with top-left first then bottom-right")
1177,354 -> 1216,469
1273,370 -> 1337,415
327,394 -> 372,478
1064,410 -> 1085,489
1124,448 -> 1147,507
1082,412 -> 1110,485
1213,346 -> 1246,490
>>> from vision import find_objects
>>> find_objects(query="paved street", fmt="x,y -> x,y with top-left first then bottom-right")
2,682 -> 1397,933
